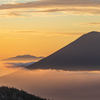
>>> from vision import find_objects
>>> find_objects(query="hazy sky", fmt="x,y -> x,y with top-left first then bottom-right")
0,0 -> 100,60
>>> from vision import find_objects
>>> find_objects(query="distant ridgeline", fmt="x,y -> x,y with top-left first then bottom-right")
0,86 -> 48,100
1,54 -> 44,61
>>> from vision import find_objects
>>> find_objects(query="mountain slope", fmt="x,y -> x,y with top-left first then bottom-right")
27,31 -> 100,71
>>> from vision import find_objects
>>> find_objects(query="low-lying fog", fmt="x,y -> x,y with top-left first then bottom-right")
0,61 -> 100,100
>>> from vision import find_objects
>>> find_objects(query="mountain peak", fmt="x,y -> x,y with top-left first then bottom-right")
86,31 -> 100,35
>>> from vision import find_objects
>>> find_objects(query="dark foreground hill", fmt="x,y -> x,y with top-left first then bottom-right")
0,86 -> 47,100
27,31 -> 100,71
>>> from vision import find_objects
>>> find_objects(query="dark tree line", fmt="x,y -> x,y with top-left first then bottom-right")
0,86 -> 50,100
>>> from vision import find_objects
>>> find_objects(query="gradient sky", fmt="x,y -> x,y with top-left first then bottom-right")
0,0 -> 100,60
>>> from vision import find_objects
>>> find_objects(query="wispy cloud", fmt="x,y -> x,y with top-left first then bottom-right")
0,0 -> 100,10
43,32 -> 83,36
5,62 -> 35,69
0,30 -> 83,36
0,30 -> 38,34
74,22 -> 100,28
78,22 -> 100,25
0,0 -> 100,17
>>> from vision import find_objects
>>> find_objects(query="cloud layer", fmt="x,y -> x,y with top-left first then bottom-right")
5,62 -> 35,68
0,0 -> 100,17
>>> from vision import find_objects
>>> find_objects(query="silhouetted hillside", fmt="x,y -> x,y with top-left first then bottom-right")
27,31 -> 100,71
0,86 -> 47,100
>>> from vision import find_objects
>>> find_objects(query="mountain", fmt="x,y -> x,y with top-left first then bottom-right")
27,31 -> 100,71
0,86 -> 47,100
2,54 -> 44,61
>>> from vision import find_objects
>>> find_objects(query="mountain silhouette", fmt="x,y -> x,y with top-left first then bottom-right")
2,54 -> 44,61
27,31 -> 100,71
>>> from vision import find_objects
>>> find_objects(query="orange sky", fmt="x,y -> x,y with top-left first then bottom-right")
0,31 -> 81,60
0,0 -> 100,60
